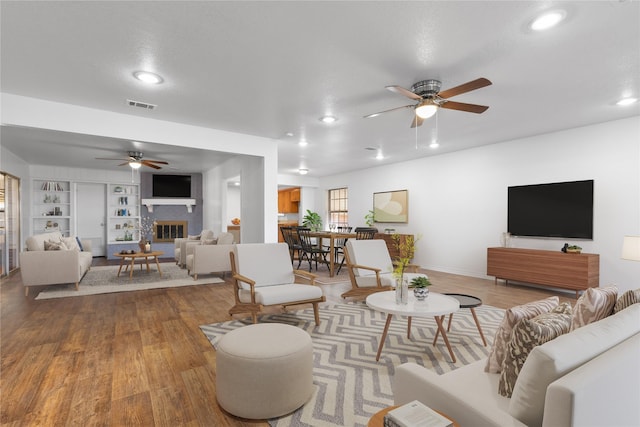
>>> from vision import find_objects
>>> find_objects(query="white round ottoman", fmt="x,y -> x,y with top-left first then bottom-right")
216,323 -> 314,420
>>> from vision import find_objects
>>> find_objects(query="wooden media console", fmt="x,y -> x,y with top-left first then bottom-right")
487,247 -> 600,298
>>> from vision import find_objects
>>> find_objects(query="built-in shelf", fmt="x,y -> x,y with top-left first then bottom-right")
142,198 -> 197,213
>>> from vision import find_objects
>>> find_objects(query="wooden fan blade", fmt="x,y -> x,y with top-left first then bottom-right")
440,100 -> 489,114
438,78 -> 492,99
410,115 -> 425,128
142,159 -> 169,165
117,162 -> 129,167
96,157 -> 129,161
386,85 -> 423,101
364,104 -> 414,118
141,161 -> 162,170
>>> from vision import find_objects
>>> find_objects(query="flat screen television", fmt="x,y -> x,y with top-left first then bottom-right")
507,179 -> 594,239
152,174 -> 191,198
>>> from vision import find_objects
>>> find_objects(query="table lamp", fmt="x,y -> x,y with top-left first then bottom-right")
621,235 -> 640,261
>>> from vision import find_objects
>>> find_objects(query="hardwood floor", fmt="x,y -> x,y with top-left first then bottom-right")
0,257 -> 573,426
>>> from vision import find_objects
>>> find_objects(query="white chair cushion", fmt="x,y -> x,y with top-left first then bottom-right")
346,239 -> 393,276
235,243 -> 294,289
239,283 -> 323,305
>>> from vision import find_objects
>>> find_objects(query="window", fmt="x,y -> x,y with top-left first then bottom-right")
328,187 -> 348,226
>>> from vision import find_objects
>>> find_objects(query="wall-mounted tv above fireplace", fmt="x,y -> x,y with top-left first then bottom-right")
507,179 -> 594,239
152,174 -> 191,198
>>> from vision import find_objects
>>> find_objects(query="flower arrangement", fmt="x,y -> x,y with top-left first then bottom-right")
139,216 -> 157,241
391,233 -> 420,281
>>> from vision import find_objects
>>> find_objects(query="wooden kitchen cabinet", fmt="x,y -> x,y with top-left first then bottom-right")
278,188 -> 300,213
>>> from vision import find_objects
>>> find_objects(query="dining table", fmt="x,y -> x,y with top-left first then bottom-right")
308,230 -> 357,277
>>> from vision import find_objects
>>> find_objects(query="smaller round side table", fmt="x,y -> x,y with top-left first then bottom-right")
433,293 -> 487,347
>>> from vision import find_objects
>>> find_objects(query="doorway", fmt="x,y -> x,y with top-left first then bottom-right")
0,172 -> 20,276
76,182 -> 106,257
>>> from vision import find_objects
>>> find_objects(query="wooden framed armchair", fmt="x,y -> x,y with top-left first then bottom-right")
341,239 -> 427,299
229,243 -> 326,325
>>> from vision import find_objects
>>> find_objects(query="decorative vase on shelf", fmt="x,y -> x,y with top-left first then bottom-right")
413,287 -> 429,301
395,278 -> 409,305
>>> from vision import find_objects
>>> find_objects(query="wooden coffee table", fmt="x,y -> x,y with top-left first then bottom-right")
368,405 -> 459,427
366,291 -> 460,362
114,251 -> 164,280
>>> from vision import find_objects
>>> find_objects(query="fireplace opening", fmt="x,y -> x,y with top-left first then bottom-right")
154,221 -> 187,242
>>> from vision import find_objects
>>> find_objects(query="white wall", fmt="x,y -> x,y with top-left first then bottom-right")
2,93 -> 279,242
320,117 -> 640,293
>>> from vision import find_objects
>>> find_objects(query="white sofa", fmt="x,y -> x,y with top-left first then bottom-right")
393,303 -> 640,427
20,231 -> 93,296
185,232 -> 235,280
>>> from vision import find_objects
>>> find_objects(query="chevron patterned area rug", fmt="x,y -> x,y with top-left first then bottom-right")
200,301 -> 505,427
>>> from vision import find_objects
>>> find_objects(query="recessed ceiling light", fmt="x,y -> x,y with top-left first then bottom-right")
430,141 -> 440,149
530,10 -> 566,31
133,71 -> 164,84
298,140 -> 308,147
616,97 -> 638,106
298,168 -> 309,175
285,132 -> 294,137
376,151 -> 384,160
319,115 -> 337,124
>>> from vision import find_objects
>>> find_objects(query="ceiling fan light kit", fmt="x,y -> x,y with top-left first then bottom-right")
96,150 -> 169,170
365,77 -> 492,127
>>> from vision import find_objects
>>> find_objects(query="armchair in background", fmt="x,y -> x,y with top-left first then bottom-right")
185,232 -> 235,280
174,229 -> 214,267
341,239 -> 427,299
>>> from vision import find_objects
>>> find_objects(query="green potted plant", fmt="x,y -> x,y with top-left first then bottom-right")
364,210 -> 375,227
409,276 -> 431,300
302,209 -> 322,232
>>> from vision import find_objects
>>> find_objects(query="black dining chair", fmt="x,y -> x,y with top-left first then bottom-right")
280,226 -> 302,264
334,226 -> 353,274
297,228 -> 330,271
354,227 -> 377,240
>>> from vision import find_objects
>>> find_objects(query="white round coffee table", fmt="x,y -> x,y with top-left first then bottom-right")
366,291 -> 460,362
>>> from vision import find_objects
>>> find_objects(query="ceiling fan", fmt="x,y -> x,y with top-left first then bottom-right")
96,151 -> 169,170
364,77 -> 492,127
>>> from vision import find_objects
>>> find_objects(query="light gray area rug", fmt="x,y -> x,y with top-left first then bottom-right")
35,263 -> 224,300
200,302 -> 505,427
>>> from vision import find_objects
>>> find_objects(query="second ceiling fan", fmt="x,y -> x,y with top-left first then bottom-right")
96,151 -> 169,170
365,77 -> 492,127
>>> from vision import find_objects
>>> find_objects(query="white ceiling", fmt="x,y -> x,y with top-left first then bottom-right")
1,1 -> 639,177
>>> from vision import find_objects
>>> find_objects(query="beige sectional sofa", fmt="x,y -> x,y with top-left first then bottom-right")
20,231 -> 93,296
393,303 -> 640,427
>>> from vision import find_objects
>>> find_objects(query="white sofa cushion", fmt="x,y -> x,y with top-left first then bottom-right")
508,303 -> 640,427
235,243 -> 294,289
394,361 -> 526,427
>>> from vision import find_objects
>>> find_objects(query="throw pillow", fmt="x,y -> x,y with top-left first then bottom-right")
62,236 -> 80,251
75,236 -> 84,251
485,296 -> 559,373
498,302 -> 572,397
44,240 -> 65,251
202,238 -> 217,245
613,288 -> 640,313
188,234 -> 201,240
570,285 -> 617,331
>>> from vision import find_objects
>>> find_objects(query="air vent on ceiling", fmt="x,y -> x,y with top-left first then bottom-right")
127,99 -> 157,110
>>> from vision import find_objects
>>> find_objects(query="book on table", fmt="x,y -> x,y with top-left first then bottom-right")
383,400 -> 453,427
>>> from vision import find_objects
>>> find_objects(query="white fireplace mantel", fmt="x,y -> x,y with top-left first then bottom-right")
142,198 -> 197,213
